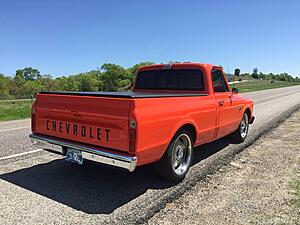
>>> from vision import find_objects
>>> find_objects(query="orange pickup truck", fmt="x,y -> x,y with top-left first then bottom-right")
29,63 -> 254,182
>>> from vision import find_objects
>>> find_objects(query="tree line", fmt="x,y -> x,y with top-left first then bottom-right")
0,62 -> 153,100
240,68 -> 300,82
0,63 -> 299,100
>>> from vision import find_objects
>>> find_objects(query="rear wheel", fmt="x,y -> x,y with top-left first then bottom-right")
154,130 -> 193,182
231,112 -> 249,143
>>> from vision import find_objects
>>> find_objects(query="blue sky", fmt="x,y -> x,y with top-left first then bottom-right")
0,0 -> 299,77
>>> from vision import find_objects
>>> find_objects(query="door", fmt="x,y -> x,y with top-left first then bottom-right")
211,69 -> 239,138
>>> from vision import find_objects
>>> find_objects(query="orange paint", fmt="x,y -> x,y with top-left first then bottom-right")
32,63 -> 254,167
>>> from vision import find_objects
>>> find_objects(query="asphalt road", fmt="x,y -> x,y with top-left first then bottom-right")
0,85 -> 300,225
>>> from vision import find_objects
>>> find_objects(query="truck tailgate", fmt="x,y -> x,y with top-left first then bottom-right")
34,94 -> 132,152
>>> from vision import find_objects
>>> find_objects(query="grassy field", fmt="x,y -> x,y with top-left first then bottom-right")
290,180 -> 300,208
230,80 -> 300,93
0,100 -> 33,122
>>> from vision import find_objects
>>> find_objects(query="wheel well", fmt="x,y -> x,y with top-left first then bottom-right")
244,108 -> 251,121
178,124 -> 196,145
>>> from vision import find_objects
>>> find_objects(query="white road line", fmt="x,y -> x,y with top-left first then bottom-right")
0,149 -> 43,161
0,126 -> 31,132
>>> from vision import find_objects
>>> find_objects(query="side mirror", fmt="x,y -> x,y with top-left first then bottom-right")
232,87 -> 239,94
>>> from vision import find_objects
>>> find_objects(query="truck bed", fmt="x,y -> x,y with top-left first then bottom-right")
39,91 -> 208,98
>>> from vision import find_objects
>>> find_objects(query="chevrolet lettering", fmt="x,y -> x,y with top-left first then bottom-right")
45,120 -> 110,142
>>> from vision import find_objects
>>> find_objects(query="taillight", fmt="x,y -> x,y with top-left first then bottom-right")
31,105 -> 36,133
129,119 -> 137,153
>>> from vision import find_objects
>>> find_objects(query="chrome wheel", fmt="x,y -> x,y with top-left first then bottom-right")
240,113 -> 249,139
171,134 -> 192,176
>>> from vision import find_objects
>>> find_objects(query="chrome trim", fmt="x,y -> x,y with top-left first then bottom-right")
30,137 -> 64,154
29,134 -> 137,172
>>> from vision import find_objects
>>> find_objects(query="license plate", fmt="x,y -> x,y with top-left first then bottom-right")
65,148 -> 83,165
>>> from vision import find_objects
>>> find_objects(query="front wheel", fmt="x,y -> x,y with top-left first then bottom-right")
154,130 -> 193,182
231,112 -> 249,143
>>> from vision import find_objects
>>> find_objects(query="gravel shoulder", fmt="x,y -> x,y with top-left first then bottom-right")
147,111 -> 300,225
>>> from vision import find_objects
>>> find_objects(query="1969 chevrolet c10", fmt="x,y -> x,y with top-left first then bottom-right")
29,63 -> 255,182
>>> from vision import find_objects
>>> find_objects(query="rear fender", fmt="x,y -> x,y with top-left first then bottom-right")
168,119 -> 198,148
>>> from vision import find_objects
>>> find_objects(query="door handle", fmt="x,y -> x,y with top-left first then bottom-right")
218,100 -> 224,106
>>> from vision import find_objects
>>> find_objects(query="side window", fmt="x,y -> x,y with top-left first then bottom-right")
212,69 -> 229,92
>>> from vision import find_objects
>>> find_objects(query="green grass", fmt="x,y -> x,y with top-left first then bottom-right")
230,80 -> 300,93
0,100 -> 33,122
290,180 -> 300,208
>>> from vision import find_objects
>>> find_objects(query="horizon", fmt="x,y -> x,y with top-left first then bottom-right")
1,62 -> 298,78
1,0 -> 300,77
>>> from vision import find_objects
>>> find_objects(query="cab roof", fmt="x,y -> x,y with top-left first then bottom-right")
138,62 -> 222,72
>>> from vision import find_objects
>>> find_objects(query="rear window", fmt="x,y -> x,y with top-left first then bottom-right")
135,69 -> 204,91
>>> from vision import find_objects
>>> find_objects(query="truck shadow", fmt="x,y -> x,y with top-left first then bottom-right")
0,136 -> 233,214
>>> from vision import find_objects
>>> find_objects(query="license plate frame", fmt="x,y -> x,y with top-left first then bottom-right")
65,148 -> 83,165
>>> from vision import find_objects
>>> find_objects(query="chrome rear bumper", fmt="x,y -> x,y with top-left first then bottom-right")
29,134 -> 137,172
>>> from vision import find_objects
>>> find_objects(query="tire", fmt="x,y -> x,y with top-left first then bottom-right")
231,112 -> 249,143
69,162 -> 82,168
154,129 -> 193,182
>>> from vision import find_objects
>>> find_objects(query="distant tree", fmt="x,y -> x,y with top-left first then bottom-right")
258,72 -> 266,80
56,76 -> 80,91
100,63 -> 131,91
14,67 -> 41,89
252,68 -> 259,79
36,74 -> 59,91
16,67 -> 41,81
0,74 -> 10,99
234,68 -> 241,76
76,71 -> 100,92
266,73 -> 274,80
1,62 -> 298,101
127,62 -> 154,76
22,80 -> 43,97
7,78 -> 18,97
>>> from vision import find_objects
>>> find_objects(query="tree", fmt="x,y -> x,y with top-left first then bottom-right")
128,62 -> 154,75
37,74 -> 60,91
22,80 -> 44,97
14,67 -> 41,88
76,71 -> 100,91
234,68 -> 241,76
16,67 -> 41,81
0,74 -> 10,99
252,68 -> 259,79
1,62 -> 298,101
56,76 -> 80,91
100,63 -> 131,91
258,72 -> 266,80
